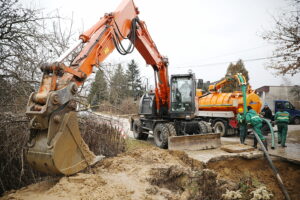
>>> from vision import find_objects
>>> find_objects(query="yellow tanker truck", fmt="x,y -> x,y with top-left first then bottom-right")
196,74 -> 262,136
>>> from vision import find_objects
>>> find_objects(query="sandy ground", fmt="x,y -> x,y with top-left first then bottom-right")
1,146 -> 225,200
2,144 -> 300,200
2,113 -> 300,200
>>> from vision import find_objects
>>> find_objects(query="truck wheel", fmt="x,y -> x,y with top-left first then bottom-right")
213,121 -> 227,137
198,121 -> 213,134
294,117 -> 300,125
133,119 -> 148,140
154,123 -> 169,149
165,123 -> 177,136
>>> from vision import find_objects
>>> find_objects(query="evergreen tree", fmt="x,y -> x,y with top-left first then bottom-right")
110,64 -> 128,105
87,69 -> 108,110
126,59 -> 143,98
222,59 -> 249,92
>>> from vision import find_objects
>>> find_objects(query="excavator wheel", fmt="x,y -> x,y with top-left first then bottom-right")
132,119 -> 148,140
165,122 -> 177,136
153,123 -> 169,149
198,121 -> 212,134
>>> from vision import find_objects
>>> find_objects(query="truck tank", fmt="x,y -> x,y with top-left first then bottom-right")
198,90 -> 262,114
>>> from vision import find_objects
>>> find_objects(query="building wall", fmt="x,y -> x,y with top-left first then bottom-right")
263,86 -> 300,110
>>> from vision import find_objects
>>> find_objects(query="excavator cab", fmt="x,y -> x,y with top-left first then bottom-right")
170,73 -> 196,118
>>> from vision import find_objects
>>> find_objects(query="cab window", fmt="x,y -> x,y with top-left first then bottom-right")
171,77 -> 193,112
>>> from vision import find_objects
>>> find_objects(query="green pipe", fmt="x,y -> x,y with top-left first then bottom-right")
252,130 -> 291,200
237,74 -> 247,116
261,118 -> 275,149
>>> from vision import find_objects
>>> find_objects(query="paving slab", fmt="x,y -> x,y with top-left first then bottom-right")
185,147 -> 263,164
221,144 -> 255,153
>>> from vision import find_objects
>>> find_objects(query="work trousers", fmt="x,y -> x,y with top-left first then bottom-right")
252,123 -> 265,147
277,123 -> 288,147
239,124 -> 247,144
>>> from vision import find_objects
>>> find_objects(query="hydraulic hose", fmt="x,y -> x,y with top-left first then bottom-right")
261,118 -> 275,149
252,130 -> 291,200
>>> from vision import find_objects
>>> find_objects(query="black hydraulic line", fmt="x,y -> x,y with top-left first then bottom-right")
199,92 -> 211,98
112,17 -> 138,55
113,18 -> 128,39
252,130 -> 291,200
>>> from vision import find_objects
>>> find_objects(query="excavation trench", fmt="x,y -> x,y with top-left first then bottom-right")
207,157 -> 300,200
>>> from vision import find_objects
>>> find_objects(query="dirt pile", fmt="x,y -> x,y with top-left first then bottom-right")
2,138 -> 300,200
1,146 -> 225,200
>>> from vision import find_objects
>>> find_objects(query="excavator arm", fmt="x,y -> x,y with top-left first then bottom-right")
208,73 -> 248,115
25,0 -> 169,175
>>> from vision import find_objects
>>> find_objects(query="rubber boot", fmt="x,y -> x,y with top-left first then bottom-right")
262,140 -> 268,151
253,137 -> 257,148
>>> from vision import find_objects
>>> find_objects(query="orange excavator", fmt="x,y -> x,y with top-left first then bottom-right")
26,0 -> 218,175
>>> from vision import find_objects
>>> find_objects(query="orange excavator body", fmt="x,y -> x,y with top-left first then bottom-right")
25,0 -> 170,175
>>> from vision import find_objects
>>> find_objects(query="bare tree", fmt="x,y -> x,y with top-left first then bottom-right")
290,85 -> 300,100
262,0 -> 300,75
0,0 -> 78,112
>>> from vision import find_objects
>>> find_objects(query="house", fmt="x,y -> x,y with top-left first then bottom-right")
256,85 -> 300,109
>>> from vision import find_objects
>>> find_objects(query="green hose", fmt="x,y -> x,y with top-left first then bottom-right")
252,130 -> 290,200
236,74 -> 247,116
261,118 -> 275,149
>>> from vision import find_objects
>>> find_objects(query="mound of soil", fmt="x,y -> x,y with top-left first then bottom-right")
207,157 -> 300,200
1,146 -> 225,200
2,143 -> 300,200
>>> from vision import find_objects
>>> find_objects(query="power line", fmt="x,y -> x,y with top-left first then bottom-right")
197,44 -> 271,61
176,53 -> 300,69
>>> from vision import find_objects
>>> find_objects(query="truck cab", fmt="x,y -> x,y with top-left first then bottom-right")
275,100 -> 300,124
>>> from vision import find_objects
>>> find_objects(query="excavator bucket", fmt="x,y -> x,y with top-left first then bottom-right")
26,112 -> 102,175
168,133 -> 221,151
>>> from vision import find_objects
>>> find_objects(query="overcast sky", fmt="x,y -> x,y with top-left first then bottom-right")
23,0 -> 300,89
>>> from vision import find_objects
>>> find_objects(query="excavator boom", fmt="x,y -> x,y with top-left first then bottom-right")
26,0 -> 169,175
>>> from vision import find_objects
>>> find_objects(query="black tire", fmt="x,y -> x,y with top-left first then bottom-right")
153,123 -> 169,149
213,121 -> 227,137
198,121 -> 207,134
165,122 -> 177,136
294,117 -> 300,125
132,119 -> 148,140
198,121 -> 213,134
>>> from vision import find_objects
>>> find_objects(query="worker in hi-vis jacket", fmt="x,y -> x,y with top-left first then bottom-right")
237,107 -> 247,144
275,108 -> 290,148
246,106 -> 268,150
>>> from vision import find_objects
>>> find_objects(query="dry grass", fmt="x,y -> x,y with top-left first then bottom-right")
0,112 -> 44,195
0,112 -> 125,196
